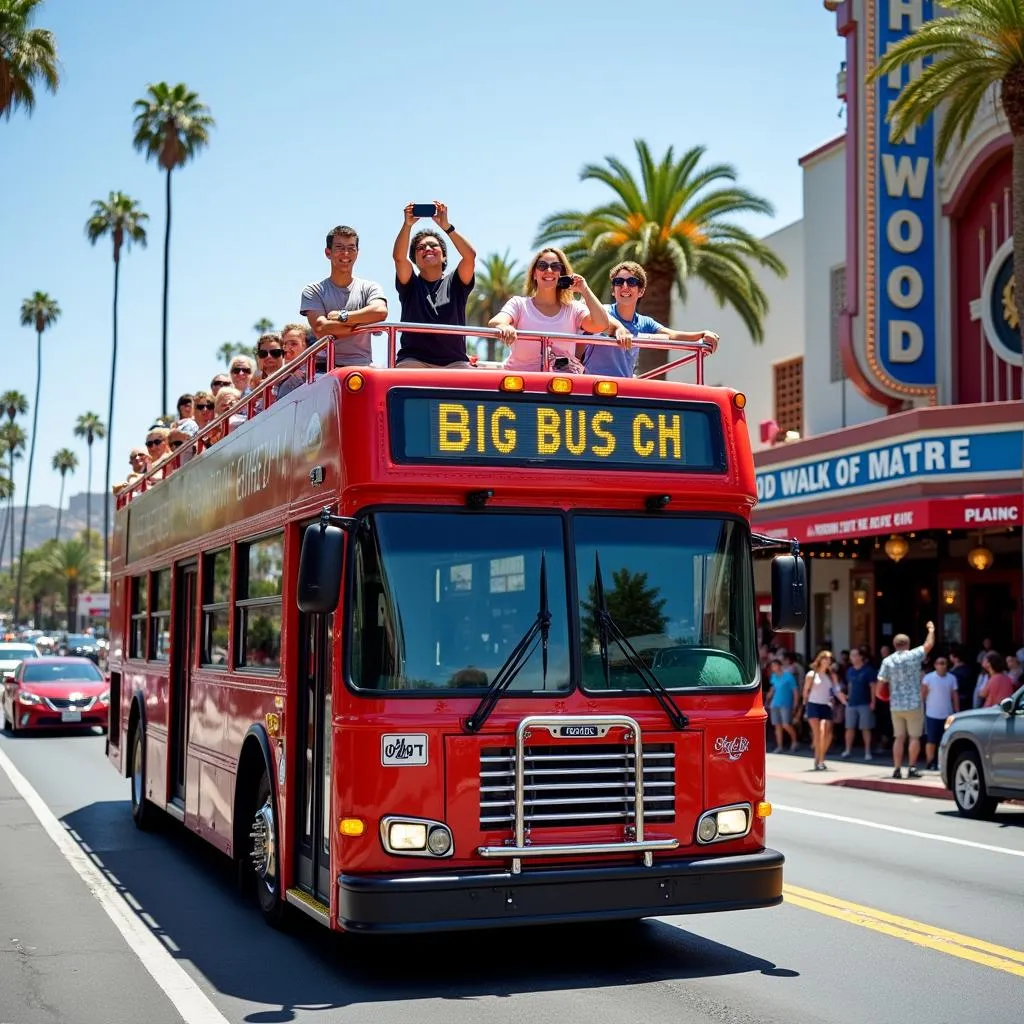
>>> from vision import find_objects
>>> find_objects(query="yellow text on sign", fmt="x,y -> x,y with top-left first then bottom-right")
436,403 -> 684,461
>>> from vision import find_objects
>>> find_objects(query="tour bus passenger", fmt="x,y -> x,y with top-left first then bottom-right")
392,201 -> 476,368
114,447 -> 151,494
580,261 -> 721,377
277,323 -> 312,398
229,355 -> 256,396
213,387 -> 245,437
168,418 -> 200,464
300,224 -> 388,367
489,247 -> 609,372
252,332 -> 285,409
192,390 -> 216,431
210,373 -> 231,396
176,393 -> 195,421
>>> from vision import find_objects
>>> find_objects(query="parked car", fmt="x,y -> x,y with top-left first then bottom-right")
938,683 -> 1024,818
59,633 -> 101,663
1,657 -> 109,733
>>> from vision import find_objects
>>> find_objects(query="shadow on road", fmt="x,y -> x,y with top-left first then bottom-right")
60,798 -> 797,1020
933,808 -> 1024,830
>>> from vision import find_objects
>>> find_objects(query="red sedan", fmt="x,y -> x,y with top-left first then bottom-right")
1,656 -> 110,733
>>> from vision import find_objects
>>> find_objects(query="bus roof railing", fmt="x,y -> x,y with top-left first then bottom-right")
115,322 -> 715,509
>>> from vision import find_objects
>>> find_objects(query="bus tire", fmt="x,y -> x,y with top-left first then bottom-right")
249,766 -> 287,929
130,721 -> 157,831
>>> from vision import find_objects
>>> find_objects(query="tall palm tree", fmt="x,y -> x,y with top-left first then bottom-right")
466,250 -> 526,361
217,340 -> 247,366
0,0 -> 60,120
0,421 -> 25,573
22,540 -> 59,629
42,536 -> 98,632
86,190 -> 147,590
1,390 -> 27,422
871,0 -> 1024,339
72,412 -> 105,552
14,290 -> 59,623
132,81 -> 214,414
253,317 -> 274,335
51,447 -> 77,539
536,140 -> 786,374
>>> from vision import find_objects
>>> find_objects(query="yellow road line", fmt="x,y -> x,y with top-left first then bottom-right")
783,884 -> 1024,978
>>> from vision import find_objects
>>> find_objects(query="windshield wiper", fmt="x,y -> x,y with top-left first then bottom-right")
593,553 -> 688,730
463,554 -> 551,733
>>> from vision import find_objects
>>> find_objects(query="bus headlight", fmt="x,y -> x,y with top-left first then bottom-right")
381,816 -> 454,857
695,804 -> 752,844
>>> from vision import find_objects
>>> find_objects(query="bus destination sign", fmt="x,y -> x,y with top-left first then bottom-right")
389,391 -> 724,471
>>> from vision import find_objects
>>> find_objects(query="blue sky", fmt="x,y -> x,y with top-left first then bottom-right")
0,0 -> 845,509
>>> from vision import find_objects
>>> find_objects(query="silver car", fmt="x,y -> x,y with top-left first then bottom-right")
939,683 -> 1024,818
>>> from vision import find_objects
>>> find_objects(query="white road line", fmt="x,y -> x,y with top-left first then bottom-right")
0,744 -> 230,1024
773,803 -> 1024,857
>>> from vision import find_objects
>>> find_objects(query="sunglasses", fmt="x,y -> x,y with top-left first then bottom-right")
145,438 -> 164,448
612,276 -> 642,288
231,366 -> 252,375
170,440 -> 185,450
415,243 -> 441,252
195,402 -> 215,411
535,260 -> 565,273
258,348 -> 284,358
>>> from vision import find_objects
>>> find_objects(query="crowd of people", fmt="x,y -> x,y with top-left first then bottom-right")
114,204 -> 721,495
761,629 -> 1023,773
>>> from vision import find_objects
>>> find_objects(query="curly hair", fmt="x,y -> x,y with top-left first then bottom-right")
409,229 -> 447,271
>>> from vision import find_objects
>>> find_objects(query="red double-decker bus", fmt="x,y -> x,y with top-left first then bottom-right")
107,324 -> 805,934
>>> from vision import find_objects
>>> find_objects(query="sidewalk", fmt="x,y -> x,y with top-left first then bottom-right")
766,747 -> 952,801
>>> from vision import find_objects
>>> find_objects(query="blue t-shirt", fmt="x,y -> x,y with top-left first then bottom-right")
769,671 -> 798,708
581,303 -> 665,378
845,664 -> 877,705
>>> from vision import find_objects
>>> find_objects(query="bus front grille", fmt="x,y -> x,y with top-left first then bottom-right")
479,743 -> 675,831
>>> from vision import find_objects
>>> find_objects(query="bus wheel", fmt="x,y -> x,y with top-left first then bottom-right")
130,723 -> 157,831
250,769 -> 286,928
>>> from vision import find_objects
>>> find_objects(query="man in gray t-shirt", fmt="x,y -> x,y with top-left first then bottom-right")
300,224 -> 388,366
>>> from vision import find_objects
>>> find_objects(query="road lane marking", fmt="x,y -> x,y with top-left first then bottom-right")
783,884 -> 1024,978
0,744 -> 230,1024
773,803 -> 1024,857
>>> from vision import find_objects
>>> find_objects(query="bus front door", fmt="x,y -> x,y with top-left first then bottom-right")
295,611 -> 332,903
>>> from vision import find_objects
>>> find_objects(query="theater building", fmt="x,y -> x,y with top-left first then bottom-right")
670,0 -> 1022,659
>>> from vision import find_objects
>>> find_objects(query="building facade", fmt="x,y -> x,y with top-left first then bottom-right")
669,0 -> 1023,659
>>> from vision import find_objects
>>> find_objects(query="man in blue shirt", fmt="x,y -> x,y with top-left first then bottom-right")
766,658 -> 800,753
580,261 -> 719,377
841,645 -> 877,761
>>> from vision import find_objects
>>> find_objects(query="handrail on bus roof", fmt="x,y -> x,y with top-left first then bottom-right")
115,321 -> 715,509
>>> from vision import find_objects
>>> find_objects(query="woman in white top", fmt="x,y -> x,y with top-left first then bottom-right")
489,247 -> 610,371
803,649 -> 847,771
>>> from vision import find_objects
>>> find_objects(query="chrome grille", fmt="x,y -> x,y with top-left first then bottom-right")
44,696 -> 94,711
479,743 -> 675,830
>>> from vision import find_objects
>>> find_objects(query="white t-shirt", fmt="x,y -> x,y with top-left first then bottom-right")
923,671 -> 957,718
501,296 -> 589,371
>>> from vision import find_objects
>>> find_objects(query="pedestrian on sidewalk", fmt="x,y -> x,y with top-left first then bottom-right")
803,651 -> 847,771
877,622 -> 935,779
922,654 -> 958,770
842,645 -> 877,760
766,658 -> 799,752
978,652 -> 1016,707
949,648 -> 975,715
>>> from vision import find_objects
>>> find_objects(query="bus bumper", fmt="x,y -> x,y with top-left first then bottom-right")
337,848 -> 783,933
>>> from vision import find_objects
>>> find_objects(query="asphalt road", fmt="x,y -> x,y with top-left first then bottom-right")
1,727 -> 1021,1024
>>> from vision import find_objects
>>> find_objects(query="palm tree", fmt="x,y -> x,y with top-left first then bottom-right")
253,317 -> 274,335
51,447 -> 76,539
0,421 -> 25,573
536,140 -> 786,374
72,412 -> 105,552
217,340 -> 247,366
466,250 -> 526,361
1,390 -> 27,422
86,190 -> 147,590
132,82 -> 214,415
871,0 -> 1024,337
22,540 -> 59,629
42,537 -> 98,632
14,290 -> 59,623
0,0 -> 60,121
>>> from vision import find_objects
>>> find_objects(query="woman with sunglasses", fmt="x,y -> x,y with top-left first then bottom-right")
581,261 -> 721,378
192,390 -> 216,431
489,247 -> 609,371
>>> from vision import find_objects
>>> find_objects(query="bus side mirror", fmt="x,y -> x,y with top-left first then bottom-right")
297,523 -> 345,614
771,554 -> 806,632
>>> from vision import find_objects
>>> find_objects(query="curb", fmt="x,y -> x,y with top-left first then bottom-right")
828,777 -> 950,801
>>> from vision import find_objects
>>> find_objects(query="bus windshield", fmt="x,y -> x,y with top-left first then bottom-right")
349,512 -> 572,693
574,515 -> 757,691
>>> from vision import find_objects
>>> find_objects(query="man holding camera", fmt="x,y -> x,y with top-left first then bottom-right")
392,201 -> 476,368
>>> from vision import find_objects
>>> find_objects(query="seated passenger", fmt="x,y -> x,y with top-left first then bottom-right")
176,392 -> 194,421
252,333 -> 285,411
580,262 -> 720,378
392,201 -> 476,368
276,323 -> 311,398
214,387 -> 245,435
489,248 -> 609,372
114,447 -> 151,494
210,373 -> 231,396
168,419 -> 200,463
229,355 -> 255,396
192,390 -> 216,432
144,427 -> 171,480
